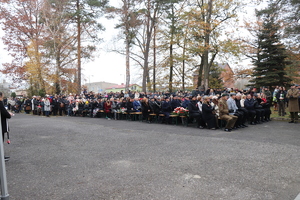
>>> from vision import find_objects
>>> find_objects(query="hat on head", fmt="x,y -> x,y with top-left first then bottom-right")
221,93 -> 229,97
230,93 -> 236,96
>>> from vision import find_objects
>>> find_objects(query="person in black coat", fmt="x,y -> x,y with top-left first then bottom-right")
141,97 -> 151,122
0,92 -> 12,142
253,94 -> 265,123
51,97 -> 59,116
201,96 -> 217,130
150,97 -> 162,115
24,97 -> 32,114
97,99 -> 104,110
126,98 -> 135,113
235,94 -> 248,127
57,96 -> 67,116
260,93 -> 271,121
188,96 -> 205,129
171,96 -> 181,110
120,99 -> 127,108
244,94 -> 257,125
161,97 -> 172,124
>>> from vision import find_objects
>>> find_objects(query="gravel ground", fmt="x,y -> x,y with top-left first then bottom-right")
3,113 -> 300,200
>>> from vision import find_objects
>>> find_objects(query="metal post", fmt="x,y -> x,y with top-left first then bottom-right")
0,112 -> 9,200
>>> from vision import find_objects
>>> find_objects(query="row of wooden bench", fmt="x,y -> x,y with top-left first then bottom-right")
95,110 -> 189,126
78,109 -> 226,128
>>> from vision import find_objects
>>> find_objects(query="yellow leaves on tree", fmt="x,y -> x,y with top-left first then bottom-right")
24,40 -> 48,92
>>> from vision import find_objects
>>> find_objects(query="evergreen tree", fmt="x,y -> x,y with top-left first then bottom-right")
209,64 -> 223,89
250,5 -> 291,88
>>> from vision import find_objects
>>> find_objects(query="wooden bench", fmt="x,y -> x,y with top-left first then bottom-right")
157,114 -> 166,123
149,113 -> 157,123
135,112 -> 143,121
169,115 -> 179,125
179,115 -> 188,126
128,112 -> 143,121
97,110 -> 105,118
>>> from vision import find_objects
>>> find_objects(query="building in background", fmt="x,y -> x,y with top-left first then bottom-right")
219,63 -> 235,88
15,90 -> 28,97
85,81 -> 118,93
193,63 -> 235,89
105,83 -> 142,93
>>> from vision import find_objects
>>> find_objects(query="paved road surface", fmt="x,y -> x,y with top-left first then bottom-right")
3,114 -> 300,200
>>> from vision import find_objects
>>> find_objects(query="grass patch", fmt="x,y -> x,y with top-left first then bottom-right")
270,107 -> 290,119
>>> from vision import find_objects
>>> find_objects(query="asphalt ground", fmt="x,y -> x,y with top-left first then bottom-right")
3,113 -> 300,200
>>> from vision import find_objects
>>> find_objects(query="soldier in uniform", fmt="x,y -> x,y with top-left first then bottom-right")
218,93 -> 238,132
286,84 -> 300,123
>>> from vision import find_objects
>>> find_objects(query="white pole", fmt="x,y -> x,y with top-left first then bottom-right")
0,112 -> 9,200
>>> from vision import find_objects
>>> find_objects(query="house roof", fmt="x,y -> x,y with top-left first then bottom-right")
218,63 -> 234,74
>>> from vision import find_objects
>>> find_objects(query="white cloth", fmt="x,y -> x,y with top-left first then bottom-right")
197,101 -> 203,112
44,100 -> 51,111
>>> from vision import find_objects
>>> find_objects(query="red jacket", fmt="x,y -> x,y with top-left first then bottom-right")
104,102 -> 112,113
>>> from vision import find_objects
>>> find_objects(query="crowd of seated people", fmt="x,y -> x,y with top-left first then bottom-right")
3,87 -> 277,132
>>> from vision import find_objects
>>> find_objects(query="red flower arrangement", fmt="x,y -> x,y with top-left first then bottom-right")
171,107 -> 189,117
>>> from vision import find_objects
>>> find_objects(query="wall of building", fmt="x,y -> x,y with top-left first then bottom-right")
85,81 -> 118,93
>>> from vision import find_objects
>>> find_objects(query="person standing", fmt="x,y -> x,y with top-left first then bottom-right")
0,92 -> 12,161
51,97 -> 59,116
276,86 -> 286,116
44,98 -> 51,117
24,97 -> 32,114
286,84 -> 300,123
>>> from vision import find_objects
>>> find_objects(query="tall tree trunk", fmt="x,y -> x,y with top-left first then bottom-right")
55,50 -> 61,94
198,57 -> 204,88
76,0 -> 81,94
203,0 -> 212,90
182,59 -> 185,91
125,35 -> 130,92
153,24 -> 156,92
142,0 -> 155,92
124,0 -> 130,92
169,4 -> 175,93
169,42 -> 173,93
182,21 -> 188,91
